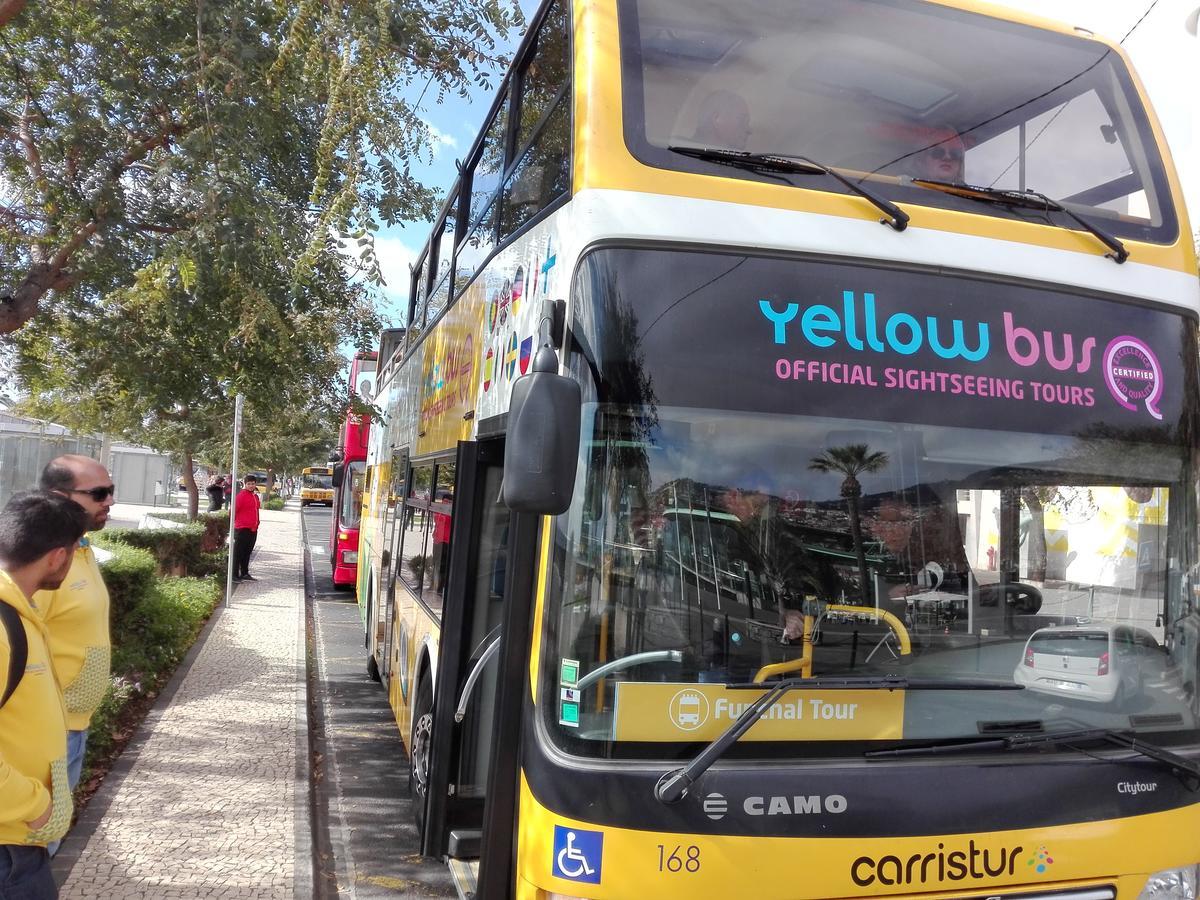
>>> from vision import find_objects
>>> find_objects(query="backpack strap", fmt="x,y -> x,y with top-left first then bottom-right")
0,599 -> 28,709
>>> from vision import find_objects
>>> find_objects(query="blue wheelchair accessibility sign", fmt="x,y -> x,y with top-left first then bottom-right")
552,825 -> 603,884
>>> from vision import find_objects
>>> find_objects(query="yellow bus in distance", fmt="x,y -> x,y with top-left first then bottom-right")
299,466 -> 334,507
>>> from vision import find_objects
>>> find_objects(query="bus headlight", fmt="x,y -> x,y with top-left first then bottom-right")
341,550 -> 358,565
1140,865 -> 1200,899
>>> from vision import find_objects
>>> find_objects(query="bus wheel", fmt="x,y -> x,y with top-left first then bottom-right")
409,671 -> 434,836
301,500 -> 308,507
366,652 -> 381,683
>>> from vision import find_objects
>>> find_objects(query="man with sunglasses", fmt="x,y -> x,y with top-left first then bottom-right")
35,455 -> 115,850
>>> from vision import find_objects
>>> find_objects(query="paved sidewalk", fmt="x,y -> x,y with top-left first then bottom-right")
54,505 -> 310,899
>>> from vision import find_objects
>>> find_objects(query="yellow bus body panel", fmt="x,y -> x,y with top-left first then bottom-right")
516,773 -> 1199,899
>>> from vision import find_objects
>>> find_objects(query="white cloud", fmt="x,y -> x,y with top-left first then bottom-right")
372,235 -> 418,324
422,119 -> 459,158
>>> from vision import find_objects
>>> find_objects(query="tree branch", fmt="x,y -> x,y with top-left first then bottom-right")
1,119 -> 193,333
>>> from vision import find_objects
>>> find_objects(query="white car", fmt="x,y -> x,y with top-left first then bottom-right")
1013,623 -> 1149,705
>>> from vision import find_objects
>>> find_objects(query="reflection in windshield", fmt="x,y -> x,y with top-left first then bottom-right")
341,461 -> 366,529
550,407 -> 1197,751
619,0 -> 1176,243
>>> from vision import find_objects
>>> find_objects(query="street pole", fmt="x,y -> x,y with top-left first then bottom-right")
225,394 -> 244,608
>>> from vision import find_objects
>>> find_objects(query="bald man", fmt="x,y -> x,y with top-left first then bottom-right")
35,456 -> 114,852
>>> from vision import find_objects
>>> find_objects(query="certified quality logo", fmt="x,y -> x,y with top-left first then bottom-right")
1104,336 -> 1163,420
669,689 -> 710,731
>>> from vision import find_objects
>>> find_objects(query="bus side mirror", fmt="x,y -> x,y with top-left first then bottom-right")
332,462 -> 345,489
503,346 -> 581,515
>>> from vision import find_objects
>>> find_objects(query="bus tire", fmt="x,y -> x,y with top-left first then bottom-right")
301,500 -> 308,507
409,669 -> 434,838
366,652 -> 381,683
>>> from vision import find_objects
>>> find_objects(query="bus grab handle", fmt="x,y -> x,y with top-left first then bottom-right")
455,635 -> 502,723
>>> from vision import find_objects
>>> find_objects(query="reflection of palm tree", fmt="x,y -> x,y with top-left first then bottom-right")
809,444 -> 889,605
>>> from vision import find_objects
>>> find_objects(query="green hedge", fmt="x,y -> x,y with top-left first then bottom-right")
263,497 -> 286,511
158,510 -> 230,553
92,541 -> 156,621
98,524 -> 206,575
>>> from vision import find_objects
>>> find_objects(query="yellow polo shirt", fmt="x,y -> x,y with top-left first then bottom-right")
0,571 -> 72,846
35,538 -> 112,731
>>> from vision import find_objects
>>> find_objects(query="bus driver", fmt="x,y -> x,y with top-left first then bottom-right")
907,125 -> 966,183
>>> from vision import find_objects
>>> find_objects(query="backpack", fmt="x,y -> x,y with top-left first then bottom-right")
0,599 -> 27,709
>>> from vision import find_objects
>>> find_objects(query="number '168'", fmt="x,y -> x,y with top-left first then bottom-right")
656,844 -> 701,873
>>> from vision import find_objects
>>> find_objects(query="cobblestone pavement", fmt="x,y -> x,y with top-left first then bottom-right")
55,505 -> 309,899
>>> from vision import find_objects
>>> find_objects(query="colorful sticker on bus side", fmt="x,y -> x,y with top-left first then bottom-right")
476,228 -> 562,422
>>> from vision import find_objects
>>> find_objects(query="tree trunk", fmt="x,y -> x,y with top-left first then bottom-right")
0,0 -> 28,28
1022,489 -> 1047,582
182,449 -> 200,520
847,494 -> 871,606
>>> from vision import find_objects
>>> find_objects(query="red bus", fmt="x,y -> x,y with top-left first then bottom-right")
330,351 -> 377,588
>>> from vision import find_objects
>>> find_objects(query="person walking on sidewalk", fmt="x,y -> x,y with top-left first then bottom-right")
206,476 -> 225,512
36,456 -> 114,840
0,491 -> 90,899
233,474 -> 262,582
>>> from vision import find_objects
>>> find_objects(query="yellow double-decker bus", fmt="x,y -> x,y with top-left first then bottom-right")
356,1 -> 1200,897
299,465 -> 334,507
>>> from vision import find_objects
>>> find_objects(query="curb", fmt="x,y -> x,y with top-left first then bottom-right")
294,505 -> 316,900
300,507 -> 341,898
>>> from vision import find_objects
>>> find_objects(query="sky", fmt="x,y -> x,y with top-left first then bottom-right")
371,0 -> 1199,322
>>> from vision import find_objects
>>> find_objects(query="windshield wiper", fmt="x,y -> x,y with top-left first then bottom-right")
668,145 -> 909,232
909,178 -> 1129,263
867,727 -> 1200,789
653,675 -> 1021,804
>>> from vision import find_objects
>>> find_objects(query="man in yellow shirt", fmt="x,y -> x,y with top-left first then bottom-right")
36,456 -> 115,804
0,491 -> 90,899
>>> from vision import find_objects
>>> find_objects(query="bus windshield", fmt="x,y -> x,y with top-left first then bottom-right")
547,247 -> 1199,758
340,460 -> 366,529
303,471 -> 333,490
617,0 -> 1177,244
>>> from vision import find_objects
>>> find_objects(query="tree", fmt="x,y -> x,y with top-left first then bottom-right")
808,444 -> 890,605
11,237 -> 372,518
0,0 -> 521,332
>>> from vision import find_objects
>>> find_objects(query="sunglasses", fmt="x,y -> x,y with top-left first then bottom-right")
69,485 -> 116,502
928,145 -> 965,162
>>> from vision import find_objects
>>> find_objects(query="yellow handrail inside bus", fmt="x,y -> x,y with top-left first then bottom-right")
752,604 -> 911,684
753,615 -> 814,683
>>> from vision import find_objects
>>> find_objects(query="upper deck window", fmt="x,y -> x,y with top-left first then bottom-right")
618,0 -> 1177,244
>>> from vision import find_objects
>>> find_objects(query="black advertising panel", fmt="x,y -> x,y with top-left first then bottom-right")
572,248 -> 1191,439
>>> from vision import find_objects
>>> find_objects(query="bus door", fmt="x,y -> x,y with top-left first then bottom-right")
422,438 -> 510,872
377,448 -> 408,681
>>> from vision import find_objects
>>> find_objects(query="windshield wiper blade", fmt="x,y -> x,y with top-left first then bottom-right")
668,145 -> 909,232
867,728 -> 1200,788
910,178 -> 1129,263
653,675 -> 1021,804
